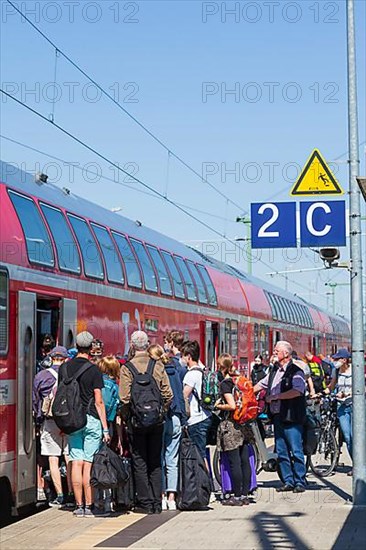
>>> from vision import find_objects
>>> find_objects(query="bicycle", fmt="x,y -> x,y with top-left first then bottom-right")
308,395 -> 339,477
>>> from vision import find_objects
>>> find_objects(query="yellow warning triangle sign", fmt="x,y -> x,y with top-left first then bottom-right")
291,149 -> 344,196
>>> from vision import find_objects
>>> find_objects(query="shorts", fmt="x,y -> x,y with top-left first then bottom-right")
40,418 -> 69,456
68,414 -> 102,463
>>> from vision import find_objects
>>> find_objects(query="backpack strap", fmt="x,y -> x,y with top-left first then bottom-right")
189,368 -> 204,412
146,358 -> 157,376
48,367 -> 58,380
125,361 -> 139,378
65,361 -> 92,382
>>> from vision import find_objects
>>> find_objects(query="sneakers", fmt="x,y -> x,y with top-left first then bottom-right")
161,498 -> 168,511
293,485 -> 306,493
167,500 -> 177,511
73,505 -> 85,517
49,496 -> 64,509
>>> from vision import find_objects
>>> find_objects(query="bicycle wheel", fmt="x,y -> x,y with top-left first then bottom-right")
309,428 -> 339,477
212,447 -> 221,486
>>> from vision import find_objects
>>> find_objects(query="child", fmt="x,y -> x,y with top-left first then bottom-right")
95,355 -> 120,516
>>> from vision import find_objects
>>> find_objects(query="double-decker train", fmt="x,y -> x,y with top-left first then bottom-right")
0,160 -> 350,519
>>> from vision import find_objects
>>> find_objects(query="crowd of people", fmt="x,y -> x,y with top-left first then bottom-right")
32,329 -> 355,517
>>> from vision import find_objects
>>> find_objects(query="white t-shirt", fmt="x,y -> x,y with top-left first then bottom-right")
183,366 -> 211,426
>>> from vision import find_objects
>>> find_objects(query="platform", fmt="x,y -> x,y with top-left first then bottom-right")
1,466 -> 364,550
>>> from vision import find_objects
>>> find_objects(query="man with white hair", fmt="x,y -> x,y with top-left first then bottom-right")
120,331 -> 172,514
254,340 -> 307,492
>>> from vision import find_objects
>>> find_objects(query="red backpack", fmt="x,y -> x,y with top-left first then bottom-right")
232,376 -> 259,425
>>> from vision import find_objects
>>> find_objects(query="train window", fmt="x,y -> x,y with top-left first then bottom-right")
67,215 -> 104,280
0,270 -> 8,354
272,295 -> 283,322
196,265 -> 218,306
231,320 -> 238,356
112,233 -> 142,289
283,298 -> 294,324
253,323 -> 259,354
146,245 -> 172,296
40,204 -> 81,274
266,292 -> 277,320
225,319 -> 231,353
293,302 -> 303,326
289,301 -> 299,325
186,261 -> 208,304
305,308 -> 313,328
91,224 -> 124,285
174,256 -> 197,302
9,191 -> 54,267
130,239 -> 158,293
161,251 -> 185,299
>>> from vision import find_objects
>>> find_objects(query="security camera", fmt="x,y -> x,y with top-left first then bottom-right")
319,248 -> 340,268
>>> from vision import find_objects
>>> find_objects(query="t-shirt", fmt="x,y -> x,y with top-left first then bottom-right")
183,366 -> 211,426
60,357 -> 104,419
220,377 -> 234,397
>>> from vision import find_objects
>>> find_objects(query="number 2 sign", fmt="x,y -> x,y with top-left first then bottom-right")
251,202 -> 297,248
250,200 -> 346,249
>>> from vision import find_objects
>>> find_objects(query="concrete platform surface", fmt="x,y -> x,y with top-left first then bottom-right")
1,467 -> 364,550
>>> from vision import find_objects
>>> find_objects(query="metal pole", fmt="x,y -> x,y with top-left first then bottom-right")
246,219 -> 252,276
347,0 -> 366,506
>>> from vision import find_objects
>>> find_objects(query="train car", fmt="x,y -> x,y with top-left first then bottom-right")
0,160 -> 350,520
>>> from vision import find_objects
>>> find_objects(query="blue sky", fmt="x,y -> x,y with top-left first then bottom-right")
1,0 -> 365,315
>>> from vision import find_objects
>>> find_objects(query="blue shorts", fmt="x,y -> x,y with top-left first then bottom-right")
68,414 -> 102,462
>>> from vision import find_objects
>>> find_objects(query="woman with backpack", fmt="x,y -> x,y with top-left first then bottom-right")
148,344 -> 186,511
214,354 -> 252,506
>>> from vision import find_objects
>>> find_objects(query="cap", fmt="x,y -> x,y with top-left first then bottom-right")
131,330 -> 149,350
49,346 -> 68,358
76,331 -> 94,348
332,348 -> 351,360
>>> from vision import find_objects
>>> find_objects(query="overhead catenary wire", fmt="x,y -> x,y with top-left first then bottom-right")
5,0 -> 244,213
0,135 -> 236,224
1,89 -> 314,296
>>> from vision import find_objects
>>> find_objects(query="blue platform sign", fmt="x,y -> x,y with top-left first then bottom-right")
300,200 -> 346,247
251,202 -> 297,249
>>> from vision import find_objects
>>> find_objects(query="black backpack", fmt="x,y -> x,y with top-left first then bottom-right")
52,361 -> 92,434
177,431 -> 211,511
126,359 -> 164,430
90,443 -> 129,489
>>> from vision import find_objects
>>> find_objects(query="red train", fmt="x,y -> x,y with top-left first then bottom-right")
0,160 -> 350,519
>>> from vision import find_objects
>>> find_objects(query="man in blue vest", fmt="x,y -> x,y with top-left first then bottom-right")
254,341 -> 307,493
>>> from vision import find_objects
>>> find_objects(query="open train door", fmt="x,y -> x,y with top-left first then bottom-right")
60,298 -> 77,348
201,320 -> 219,371
17,291 -> 37,509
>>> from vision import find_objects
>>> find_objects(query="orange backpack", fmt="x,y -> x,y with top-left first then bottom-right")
232,376 -> 259,425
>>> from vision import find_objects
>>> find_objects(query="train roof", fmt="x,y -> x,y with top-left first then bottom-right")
0,160 -> 349,327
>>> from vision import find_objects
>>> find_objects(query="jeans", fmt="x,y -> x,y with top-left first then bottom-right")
129,424 -> 164,510
188,416 -> 211,460
274,415 -> 306,487
162,414 -> 181,493
225,444 -> 251,497
337,404 -> 353,460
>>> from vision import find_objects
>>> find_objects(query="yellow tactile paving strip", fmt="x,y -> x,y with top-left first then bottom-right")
56,513 -> 144,550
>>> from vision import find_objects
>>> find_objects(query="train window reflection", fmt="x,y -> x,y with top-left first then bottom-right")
196,265 -> 217,306
174,256 -> 197,301
67,214 -> 104,280
91,224 -> 124,285
9,190 -> 54,267
186,261 -> 208,304
40,204 -> 81,274
112,233 -> 142,289
0,270 -> 8,354
161,251 -> 185,299
130,239 -> 158,293
146,245 -> 172,296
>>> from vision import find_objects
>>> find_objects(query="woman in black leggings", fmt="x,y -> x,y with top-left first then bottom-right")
215,354 -> 252,506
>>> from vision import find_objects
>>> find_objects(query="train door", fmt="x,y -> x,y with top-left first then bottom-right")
202,321 -> 219,370
60,298 -> 77,348
17,291 -> 37,509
